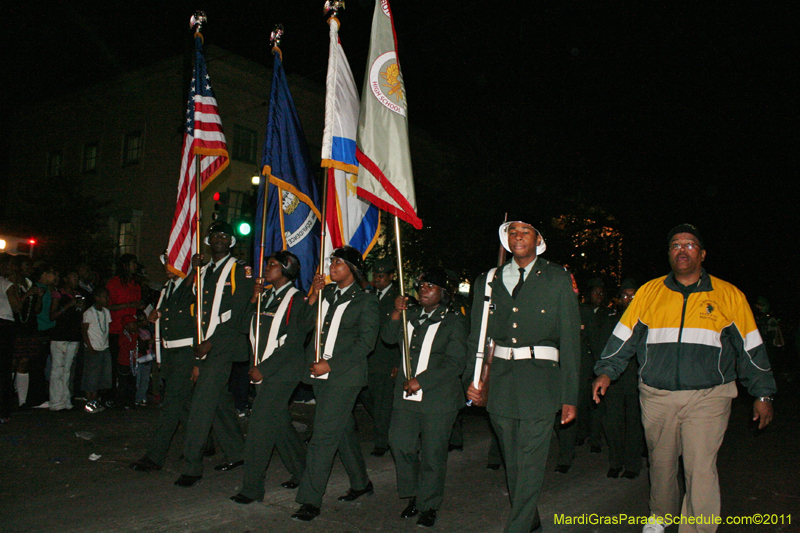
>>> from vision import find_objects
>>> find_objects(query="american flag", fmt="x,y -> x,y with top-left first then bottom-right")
167,32 -> 229,277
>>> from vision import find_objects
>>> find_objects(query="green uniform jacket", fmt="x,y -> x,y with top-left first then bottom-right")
159,278 -> 195,342
370,285 -> 401,373
247,284 -> 314,384
466,259 -> 581,419
382,305 -> 467,414
197,257 -> 254,363
303,283 -> 379,387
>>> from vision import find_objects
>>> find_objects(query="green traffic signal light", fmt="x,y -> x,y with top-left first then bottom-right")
237,221 -> 252,236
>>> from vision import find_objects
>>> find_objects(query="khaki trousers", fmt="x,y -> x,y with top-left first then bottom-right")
639,381 -> 737,533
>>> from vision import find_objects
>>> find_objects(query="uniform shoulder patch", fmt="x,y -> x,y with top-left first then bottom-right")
570,273 -> 579,294
244,265 -> 253,279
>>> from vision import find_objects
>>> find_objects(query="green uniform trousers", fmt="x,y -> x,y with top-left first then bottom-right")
240,381 -> 306,500
491,414 -> 553,533
181,358 -> 244,476
296,384 -> 369,508
389,408 -> 458,512
602,384 -> 643,473
145,346 -> 194,466
361,370 -> 395,449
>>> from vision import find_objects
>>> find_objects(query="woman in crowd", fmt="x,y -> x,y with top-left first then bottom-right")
106,254 -> 142,406
0,254 -> 22,422
10,256 -> 41,412
48,269 -> 86,410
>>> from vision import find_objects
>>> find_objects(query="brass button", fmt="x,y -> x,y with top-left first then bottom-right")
541,309 -> 545,313
513,307 -> 519,312
512,323 -> 517,328
512,338 -> 517,344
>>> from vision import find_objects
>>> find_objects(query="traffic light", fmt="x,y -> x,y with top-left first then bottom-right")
212,191 -> 229,222
235,220 -> 252,236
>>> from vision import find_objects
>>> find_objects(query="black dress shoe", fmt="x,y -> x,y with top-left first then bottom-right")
554,464 -> 571,474
448,444 -> 463,452
337,480 -> 374,501
531,507 -> 542,532
230,493 -> 257,504
401,497 -> 418,518
621,470 -> 640,479
607,467 -> 622,478
370,447 -> 388,457
291,503 -> 320,522
417,509 -> 437,528
281,480 -> 300,489
590,445 -> 602,454
486,463 -> 501,470
130,456 -> 162,472
174,474 -> 202,487
214,460 -> 244,471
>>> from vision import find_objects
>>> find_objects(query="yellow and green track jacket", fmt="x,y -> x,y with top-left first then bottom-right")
594,270 -> 776,397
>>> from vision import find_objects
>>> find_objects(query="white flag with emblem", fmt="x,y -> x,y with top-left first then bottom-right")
355,0 -> 422,229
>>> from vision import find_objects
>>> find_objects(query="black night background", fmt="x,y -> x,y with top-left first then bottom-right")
2,1 -> 797,319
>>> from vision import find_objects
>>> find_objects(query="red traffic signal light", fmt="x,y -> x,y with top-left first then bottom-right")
213,191 -> 229,221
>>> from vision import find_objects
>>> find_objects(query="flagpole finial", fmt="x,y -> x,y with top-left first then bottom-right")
324,1 -> 345,17
270,24 -> 284,49
190,11 -> 207,33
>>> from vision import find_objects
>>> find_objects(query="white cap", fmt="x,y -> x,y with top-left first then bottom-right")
498,221 -> 546,255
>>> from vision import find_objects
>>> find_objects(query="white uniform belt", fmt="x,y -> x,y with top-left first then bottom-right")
494,345 -> 559,362
162,338 -> 193,349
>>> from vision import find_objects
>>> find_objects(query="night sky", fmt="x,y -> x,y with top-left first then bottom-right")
3,2 -> 798,316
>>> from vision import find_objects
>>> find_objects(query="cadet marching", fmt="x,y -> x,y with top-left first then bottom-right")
126,220 -> 776,533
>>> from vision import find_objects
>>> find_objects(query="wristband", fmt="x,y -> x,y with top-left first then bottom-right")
756,396 -> 773,403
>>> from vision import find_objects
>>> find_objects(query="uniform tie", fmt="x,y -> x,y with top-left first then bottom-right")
512,267 -> 525,299
264,288 -> 275,309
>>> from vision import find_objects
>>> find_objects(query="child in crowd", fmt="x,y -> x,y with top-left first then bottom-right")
135,311 -> 155,407
115,315 -> 139,409
82,288 -> 111,413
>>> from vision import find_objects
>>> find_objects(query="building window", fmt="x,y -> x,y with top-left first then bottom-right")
118,222 -> 136,255
123,132 -> 143,165
47,151 -> 63,178
232,125 -> 259,164
83,143 -> 98,173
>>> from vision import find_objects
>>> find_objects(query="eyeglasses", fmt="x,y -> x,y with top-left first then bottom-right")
669,242 -> 700,251
620,294 -> 635,300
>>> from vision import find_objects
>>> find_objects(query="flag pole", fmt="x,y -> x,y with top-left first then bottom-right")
314,169 -> 330,364
192,12 -> 206,346
393,215 -> 412,382
253,28 -> 283,369
252,176 -> 269,368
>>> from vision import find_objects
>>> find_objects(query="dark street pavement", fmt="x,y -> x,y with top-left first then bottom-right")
1,373 -> 798,533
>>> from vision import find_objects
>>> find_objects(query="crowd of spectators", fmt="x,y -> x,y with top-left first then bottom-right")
0,252 -> 161,423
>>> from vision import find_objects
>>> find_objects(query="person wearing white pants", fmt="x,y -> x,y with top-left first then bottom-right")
48,271 -> 87,411
49,341 -> 79,410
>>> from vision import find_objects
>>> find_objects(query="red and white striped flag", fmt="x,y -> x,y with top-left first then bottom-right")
167,32 -> 229,277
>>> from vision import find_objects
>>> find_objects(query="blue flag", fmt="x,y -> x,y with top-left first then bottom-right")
254,49 -> 321,293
